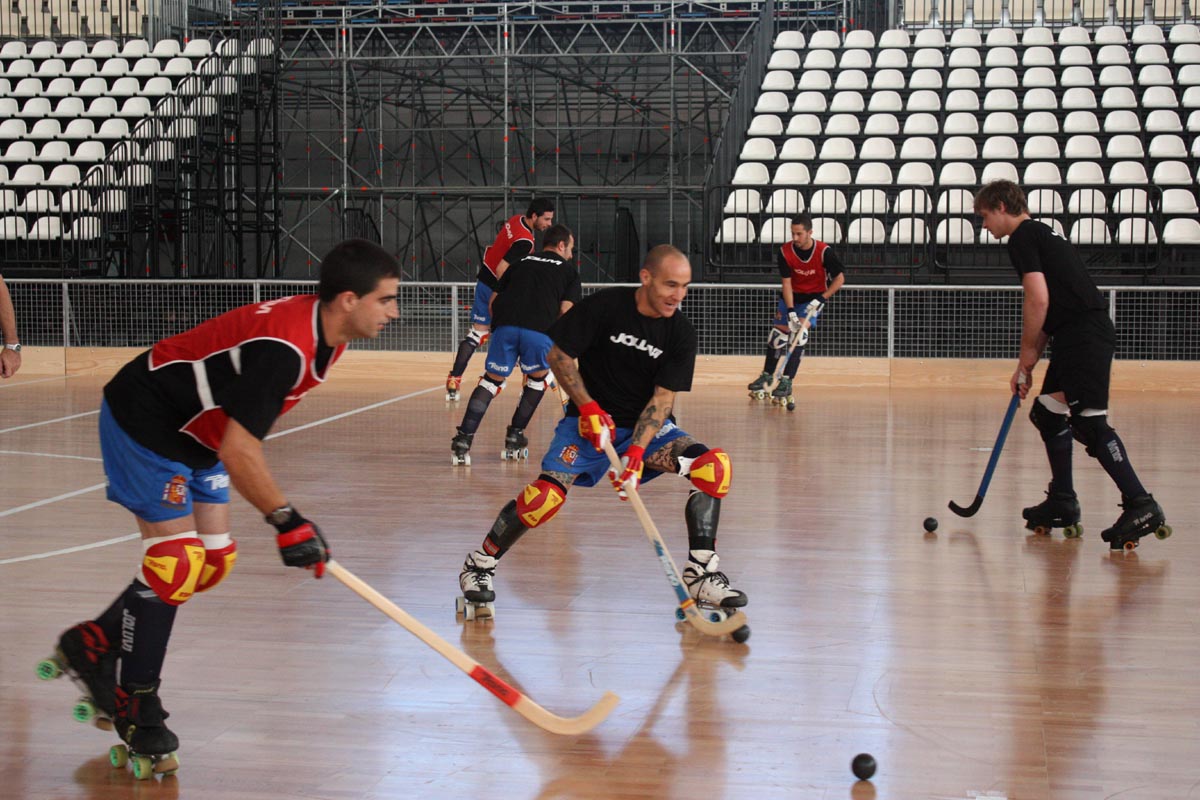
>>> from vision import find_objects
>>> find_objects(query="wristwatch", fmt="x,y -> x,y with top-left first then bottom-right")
3,343 -> 19,352
265,505 -> 294,526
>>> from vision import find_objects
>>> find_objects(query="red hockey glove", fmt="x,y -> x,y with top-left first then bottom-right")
578,400 -> 616,453
608,445 -> 645,501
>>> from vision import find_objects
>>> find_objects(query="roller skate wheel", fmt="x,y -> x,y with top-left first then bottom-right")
455,596 -> 466,616
132,755 -> 155,780
1063,523 -> 1084,539
1033,524 -> 1051,536
707,609 -> 729,623
154,753 -> 180,775
675,607 -> 686,622
463,602 -> 476,621
109,744 -> 129,769
520,448 -> 528,459
475,602 -> 495,620
751,390 -> 765,400
72,699 -> 97,724
35,658 -> 61,681
731,625 -> 751,644
500,449 -> 508,460
94,717 -> 113,732
1155,524 -> 1172,541
1123,539 -> 1139,551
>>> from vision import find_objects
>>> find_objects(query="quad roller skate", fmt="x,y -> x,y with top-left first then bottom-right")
1100,493 -> 1171,551
747,372 -> 773,401
110,682 -> 180,780
445,373 -> 462,402
36,621 -> 117,731
677,552 -> 750,642
770,375 -> 795,411
450,429 -> 473,466
501,426 -> 529,461
1023,484 -> 1083,538
456,550 -> 496,621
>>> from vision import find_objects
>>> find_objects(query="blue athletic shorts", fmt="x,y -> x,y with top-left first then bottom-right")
774,297 -> 822,329
485,326 -> 553,378
540,416 -> 690,488
471,281 -> 494,326
99,400 -> 231,522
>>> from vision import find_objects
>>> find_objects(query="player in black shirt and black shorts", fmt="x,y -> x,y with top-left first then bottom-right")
976,181 -> 1170,550
450,224 -> 582,464
456,245 -> 747,620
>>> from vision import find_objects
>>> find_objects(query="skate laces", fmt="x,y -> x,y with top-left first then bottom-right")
685,555 -> 731,590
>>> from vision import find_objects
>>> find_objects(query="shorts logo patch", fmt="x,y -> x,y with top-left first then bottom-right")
560,444 -> 580,465
204,473 -> 231,491
162,474 -> 188,506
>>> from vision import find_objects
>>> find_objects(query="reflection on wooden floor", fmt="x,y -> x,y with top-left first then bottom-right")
1,366 -> 1198,799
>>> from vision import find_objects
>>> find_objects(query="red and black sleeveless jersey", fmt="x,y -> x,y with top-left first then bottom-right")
104,295 -> 342,467
777,240 -> 836,296
476,214 -> 535,289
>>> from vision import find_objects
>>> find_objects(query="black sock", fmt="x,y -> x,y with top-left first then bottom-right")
95,591 -> 126,644
762,344 -> 782,375
459,385 -> 495,435
783,346 -> 805,379
511,382 -> 545,431
1092,429 -> 1147,499
450,338 -> 479,378
1044,432 -> 1074,495
116,580 -> 179,687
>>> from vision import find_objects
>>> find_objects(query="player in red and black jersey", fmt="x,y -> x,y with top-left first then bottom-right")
47,241 -> 399,762
746,214 -> 845,404
445,198 -> 556,400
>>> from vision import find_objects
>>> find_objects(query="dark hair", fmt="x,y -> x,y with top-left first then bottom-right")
790,214 -> 813,231
317,239 -> 400,303
543,224 -> 573,250
526,198 -> 555,217
974,180 -> 1029,215
643,244 -> 687,274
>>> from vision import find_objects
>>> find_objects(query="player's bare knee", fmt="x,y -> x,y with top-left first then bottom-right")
141,533 -> 206,605
678,444 -> 732,498
1029,396 -> 1070,441
1068,411 -> 1111,457
195,533 -> 238,593
515,476 -> 568,527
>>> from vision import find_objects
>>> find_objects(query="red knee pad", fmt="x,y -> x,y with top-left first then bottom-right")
141,536 -> 206,605
195,539 -> 238,593
688,448 -> 732,498
515,478 -> 567,528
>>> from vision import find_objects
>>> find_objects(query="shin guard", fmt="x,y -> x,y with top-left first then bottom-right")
685,490 -> 721,551
481,499 -> 530,558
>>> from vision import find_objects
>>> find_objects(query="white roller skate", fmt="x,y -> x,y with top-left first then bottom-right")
445,373 -> 462,402
456,550 -> 496,620
681,550 -> 747,623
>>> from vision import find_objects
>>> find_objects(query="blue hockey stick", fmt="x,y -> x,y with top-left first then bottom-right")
948,393 -> 1021,518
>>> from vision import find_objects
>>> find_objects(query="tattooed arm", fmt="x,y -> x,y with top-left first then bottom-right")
631,386 -> 676,451
547,345 -> 591,408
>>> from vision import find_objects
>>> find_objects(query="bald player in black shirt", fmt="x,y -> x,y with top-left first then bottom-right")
975,180 -> 1170,550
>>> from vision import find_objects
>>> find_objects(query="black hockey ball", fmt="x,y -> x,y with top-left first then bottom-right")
851,752 -> 876,781
923,517 -> 938,533
731,625 -> 751,644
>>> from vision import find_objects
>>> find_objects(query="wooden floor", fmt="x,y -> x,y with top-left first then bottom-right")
2,364 -> 1198,800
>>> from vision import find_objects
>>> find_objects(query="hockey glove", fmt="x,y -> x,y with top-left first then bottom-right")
608,445 -> 645,501
786,309 -> 803,332
578,400 -> 616,452
270,507 -> 331,578
804,297 -> 826,317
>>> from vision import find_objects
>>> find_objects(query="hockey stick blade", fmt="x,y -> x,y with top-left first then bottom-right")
326,560 -> 619,735
948,495 -> 984,518
947,393 -> 1021,519
601,441 -> 748,637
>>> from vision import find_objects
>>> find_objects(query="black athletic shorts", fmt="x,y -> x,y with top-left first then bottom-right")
1040,311 -> 1117,412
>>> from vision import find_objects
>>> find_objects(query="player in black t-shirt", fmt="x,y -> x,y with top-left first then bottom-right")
747,214 -> 845,409
976,180 -> 1170,550
450,224 -> 582,463
455,245 -> 746,620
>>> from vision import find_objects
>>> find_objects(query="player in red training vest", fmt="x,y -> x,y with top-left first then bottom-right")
746,213 -> 845,409
41,241 -> 399,772
445,198 -> 555,400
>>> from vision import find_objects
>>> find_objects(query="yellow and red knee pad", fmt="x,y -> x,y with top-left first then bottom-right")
515,477 -> 567,527
196,533 -> 238,593
141,533 -> 207,605
682,447 -> 732,498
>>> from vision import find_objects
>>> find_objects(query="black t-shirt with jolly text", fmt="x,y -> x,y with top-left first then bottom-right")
491,251 -> 582,333
1007,219 -> 1107,335
548,286 -> 696,428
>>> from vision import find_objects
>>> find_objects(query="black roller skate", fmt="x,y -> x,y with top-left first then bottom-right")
445,373 -> 462,402
110,681 -> 180,780
1023,484 -> 1083,538
36,621 -> 118,730
1100,493 -> 1171,551
450,429 -> 473,466
501,426 -> 529,461
456,550 -> 496,620
747,372 -> 772,401
770,375 -> 795,411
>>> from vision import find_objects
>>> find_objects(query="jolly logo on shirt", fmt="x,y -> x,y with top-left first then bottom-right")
609,332 -> 663,359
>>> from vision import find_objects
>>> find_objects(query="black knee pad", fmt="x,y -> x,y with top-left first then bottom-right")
1029,400 -> 1069,442
1068,413 -> 1112,457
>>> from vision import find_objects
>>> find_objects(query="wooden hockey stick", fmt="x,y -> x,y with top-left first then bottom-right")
326,560 -> 619,735
601,441 -> 749,638
948,393 -> 1021,518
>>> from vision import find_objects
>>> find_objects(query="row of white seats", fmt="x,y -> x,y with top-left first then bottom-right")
771,42 -> 1200,71
740,133 -> 1199,161
772,23 -> 1198,50
0,117 -> 200,141
0,37 -> 273,61
754,109 -> 1200,137
730,159 -> 1200,186
1,57 -> 198,79
1,76 -> 185,101
2,159 -> 169,187
757,85 -> 1200,113
763,64 -> 1200,93
0,92 -> 230,123
715,216 -> 1200,244
722,186 -> 1200,214
0,216 -> 112,242
0,139 -> 176,165
0,188 -> 128,214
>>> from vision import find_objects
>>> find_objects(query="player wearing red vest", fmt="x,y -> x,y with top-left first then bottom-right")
445,198 -> 555,400
44,240 -> 399,768
746,214 -> 845,407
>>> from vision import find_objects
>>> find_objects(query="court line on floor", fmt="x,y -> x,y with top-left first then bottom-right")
0,449 -> 103,462
0,409 -> 99,435
0,385 -> 441,562
0,375 -> 75,390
